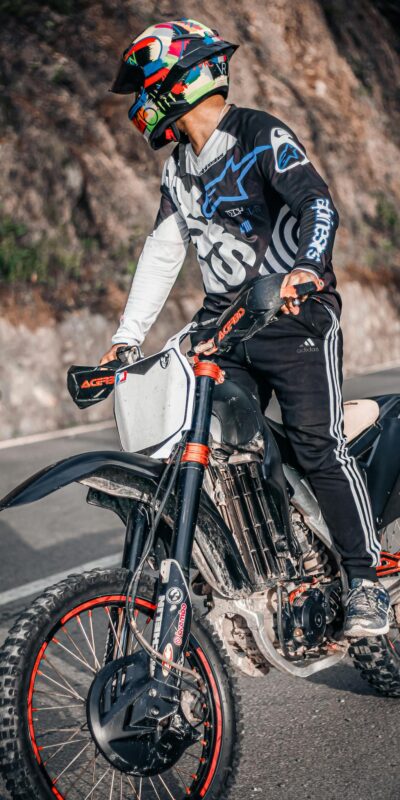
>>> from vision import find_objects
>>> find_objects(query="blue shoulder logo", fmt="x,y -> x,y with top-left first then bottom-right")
271,127 -> 309,173
201,145 -> 271,220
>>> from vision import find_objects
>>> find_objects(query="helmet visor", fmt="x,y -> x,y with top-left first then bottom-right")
127,88 -> 161,137
110,56 -> 144,95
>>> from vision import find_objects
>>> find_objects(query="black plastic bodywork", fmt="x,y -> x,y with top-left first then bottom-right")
359,396 -> 400,527
269,393 -> 400,529
0,451 -> 163,511
212,380 -> 265,449
0,450 -> 252,598
67,364 -> 119,408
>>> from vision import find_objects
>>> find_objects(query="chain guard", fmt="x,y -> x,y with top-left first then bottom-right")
87,651 -> 200,775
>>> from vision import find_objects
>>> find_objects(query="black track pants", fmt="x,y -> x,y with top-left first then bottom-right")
196,299 -> 380,582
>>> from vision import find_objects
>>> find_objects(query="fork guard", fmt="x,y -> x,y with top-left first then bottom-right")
0,451 -> 252,599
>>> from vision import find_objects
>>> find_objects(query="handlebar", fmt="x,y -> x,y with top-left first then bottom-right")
188,275 -> 319,357
67,275 -> 321,408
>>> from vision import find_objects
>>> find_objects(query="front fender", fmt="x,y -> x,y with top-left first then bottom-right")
0,450 -> 163,510
0,450 -> 252,599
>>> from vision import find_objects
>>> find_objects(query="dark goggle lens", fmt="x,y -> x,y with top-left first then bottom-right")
110,58 -> 144,95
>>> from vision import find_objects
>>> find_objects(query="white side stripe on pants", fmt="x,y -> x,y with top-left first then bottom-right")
324,310 -> 381,565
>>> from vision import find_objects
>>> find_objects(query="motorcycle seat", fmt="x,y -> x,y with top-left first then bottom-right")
342,399 -> 380,442
268,398 -> 380,444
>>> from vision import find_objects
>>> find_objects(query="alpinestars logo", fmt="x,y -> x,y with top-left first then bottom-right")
306,198 -> 335,263
271,128 -> 309,173
297,337 -> 319,353
201,144 -> 271,219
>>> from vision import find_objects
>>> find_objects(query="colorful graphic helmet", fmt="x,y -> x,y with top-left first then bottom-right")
110,19 -> 238,150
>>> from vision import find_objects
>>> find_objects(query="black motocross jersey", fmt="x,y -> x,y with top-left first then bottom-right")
163,105 -> 339,313
113,105 -> 340,347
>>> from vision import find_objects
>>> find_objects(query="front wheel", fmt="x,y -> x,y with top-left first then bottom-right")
0,568 -> 242,800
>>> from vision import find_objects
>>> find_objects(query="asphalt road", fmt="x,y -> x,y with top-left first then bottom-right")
0,367 -> 399,800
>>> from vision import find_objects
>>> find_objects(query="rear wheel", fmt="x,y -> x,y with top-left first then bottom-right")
349,517 -> 400,697
0,568 -> 242,799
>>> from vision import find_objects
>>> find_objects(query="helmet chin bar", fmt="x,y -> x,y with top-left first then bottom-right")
149,87 -> 229,150
169,121 -> 182,143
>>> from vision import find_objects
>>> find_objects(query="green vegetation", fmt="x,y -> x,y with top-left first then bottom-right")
0,218 -> 42,282
0,216 -> 81,284
365,194 -> 400,272
375,194 -> 400,246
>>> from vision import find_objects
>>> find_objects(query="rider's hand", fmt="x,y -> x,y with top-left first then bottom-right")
192,341 -> 225,383
280,270 -> 324,316
99,344 -> 127,365
194,339 -> 218,356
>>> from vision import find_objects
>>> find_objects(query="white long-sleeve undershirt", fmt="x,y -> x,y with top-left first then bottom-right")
112,211 -> 189,347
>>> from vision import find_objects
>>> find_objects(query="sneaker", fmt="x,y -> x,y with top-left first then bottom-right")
344,579 -> 390,638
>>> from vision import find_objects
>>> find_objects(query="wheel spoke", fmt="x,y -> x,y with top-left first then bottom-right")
41,654 -> 85,700
84,766 -> 112,799
52,740 -> 92,783
40,737 -> 88,751
63,625 -> 96,670
149,777 -> 162,799
88,609 -> 101,671
37,725 -> 86,738
34,704 -> 84,713
132,617 -> 152,654
61,746 -> 96,794
127,775 -> 140,798
76,614 -> 102,670
104,607 -> 124,658
157,774 -> 178,800
109,769 -> 115,799
34,688 -> 80,701
173,764 -> 192,792
37,669 -> 84,702
53,637 -> 96,674
43,723 -> 87,766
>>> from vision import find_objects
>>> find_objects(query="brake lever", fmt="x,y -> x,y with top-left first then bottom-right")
115,345 -> 143,366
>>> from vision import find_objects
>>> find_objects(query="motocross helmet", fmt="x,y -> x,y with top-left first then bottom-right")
110,19 -> 238,150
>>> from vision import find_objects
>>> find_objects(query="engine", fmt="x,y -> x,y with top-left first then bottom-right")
205,445 -> 344,665
280,582 -> 342,651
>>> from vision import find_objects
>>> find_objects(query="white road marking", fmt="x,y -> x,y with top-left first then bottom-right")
0,420 -> 115,451
0,553 -> 121,607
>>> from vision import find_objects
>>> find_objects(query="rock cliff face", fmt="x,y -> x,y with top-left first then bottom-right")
0,0 -> 399,437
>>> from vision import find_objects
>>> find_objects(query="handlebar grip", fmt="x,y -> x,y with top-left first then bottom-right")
295,280 -> 319,297
280,281 -> 318,301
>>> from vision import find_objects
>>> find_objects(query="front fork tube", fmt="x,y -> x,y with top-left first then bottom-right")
151,363 -> 222,693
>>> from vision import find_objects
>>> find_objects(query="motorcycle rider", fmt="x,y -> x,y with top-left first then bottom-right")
101,18 -> 389,637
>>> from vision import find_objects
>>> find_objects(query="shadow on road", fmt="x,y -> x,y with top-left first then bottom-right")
308,660 -> 378,696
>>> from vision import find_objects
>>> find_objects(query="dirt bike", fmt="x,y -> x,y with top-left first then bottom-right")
0,274 -> 400,800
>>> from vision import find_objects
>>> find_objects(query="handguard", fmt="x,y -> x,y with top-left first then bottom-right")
67,347 -> 143,409
67,364 -> 119,409
202,274 -> 317,355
